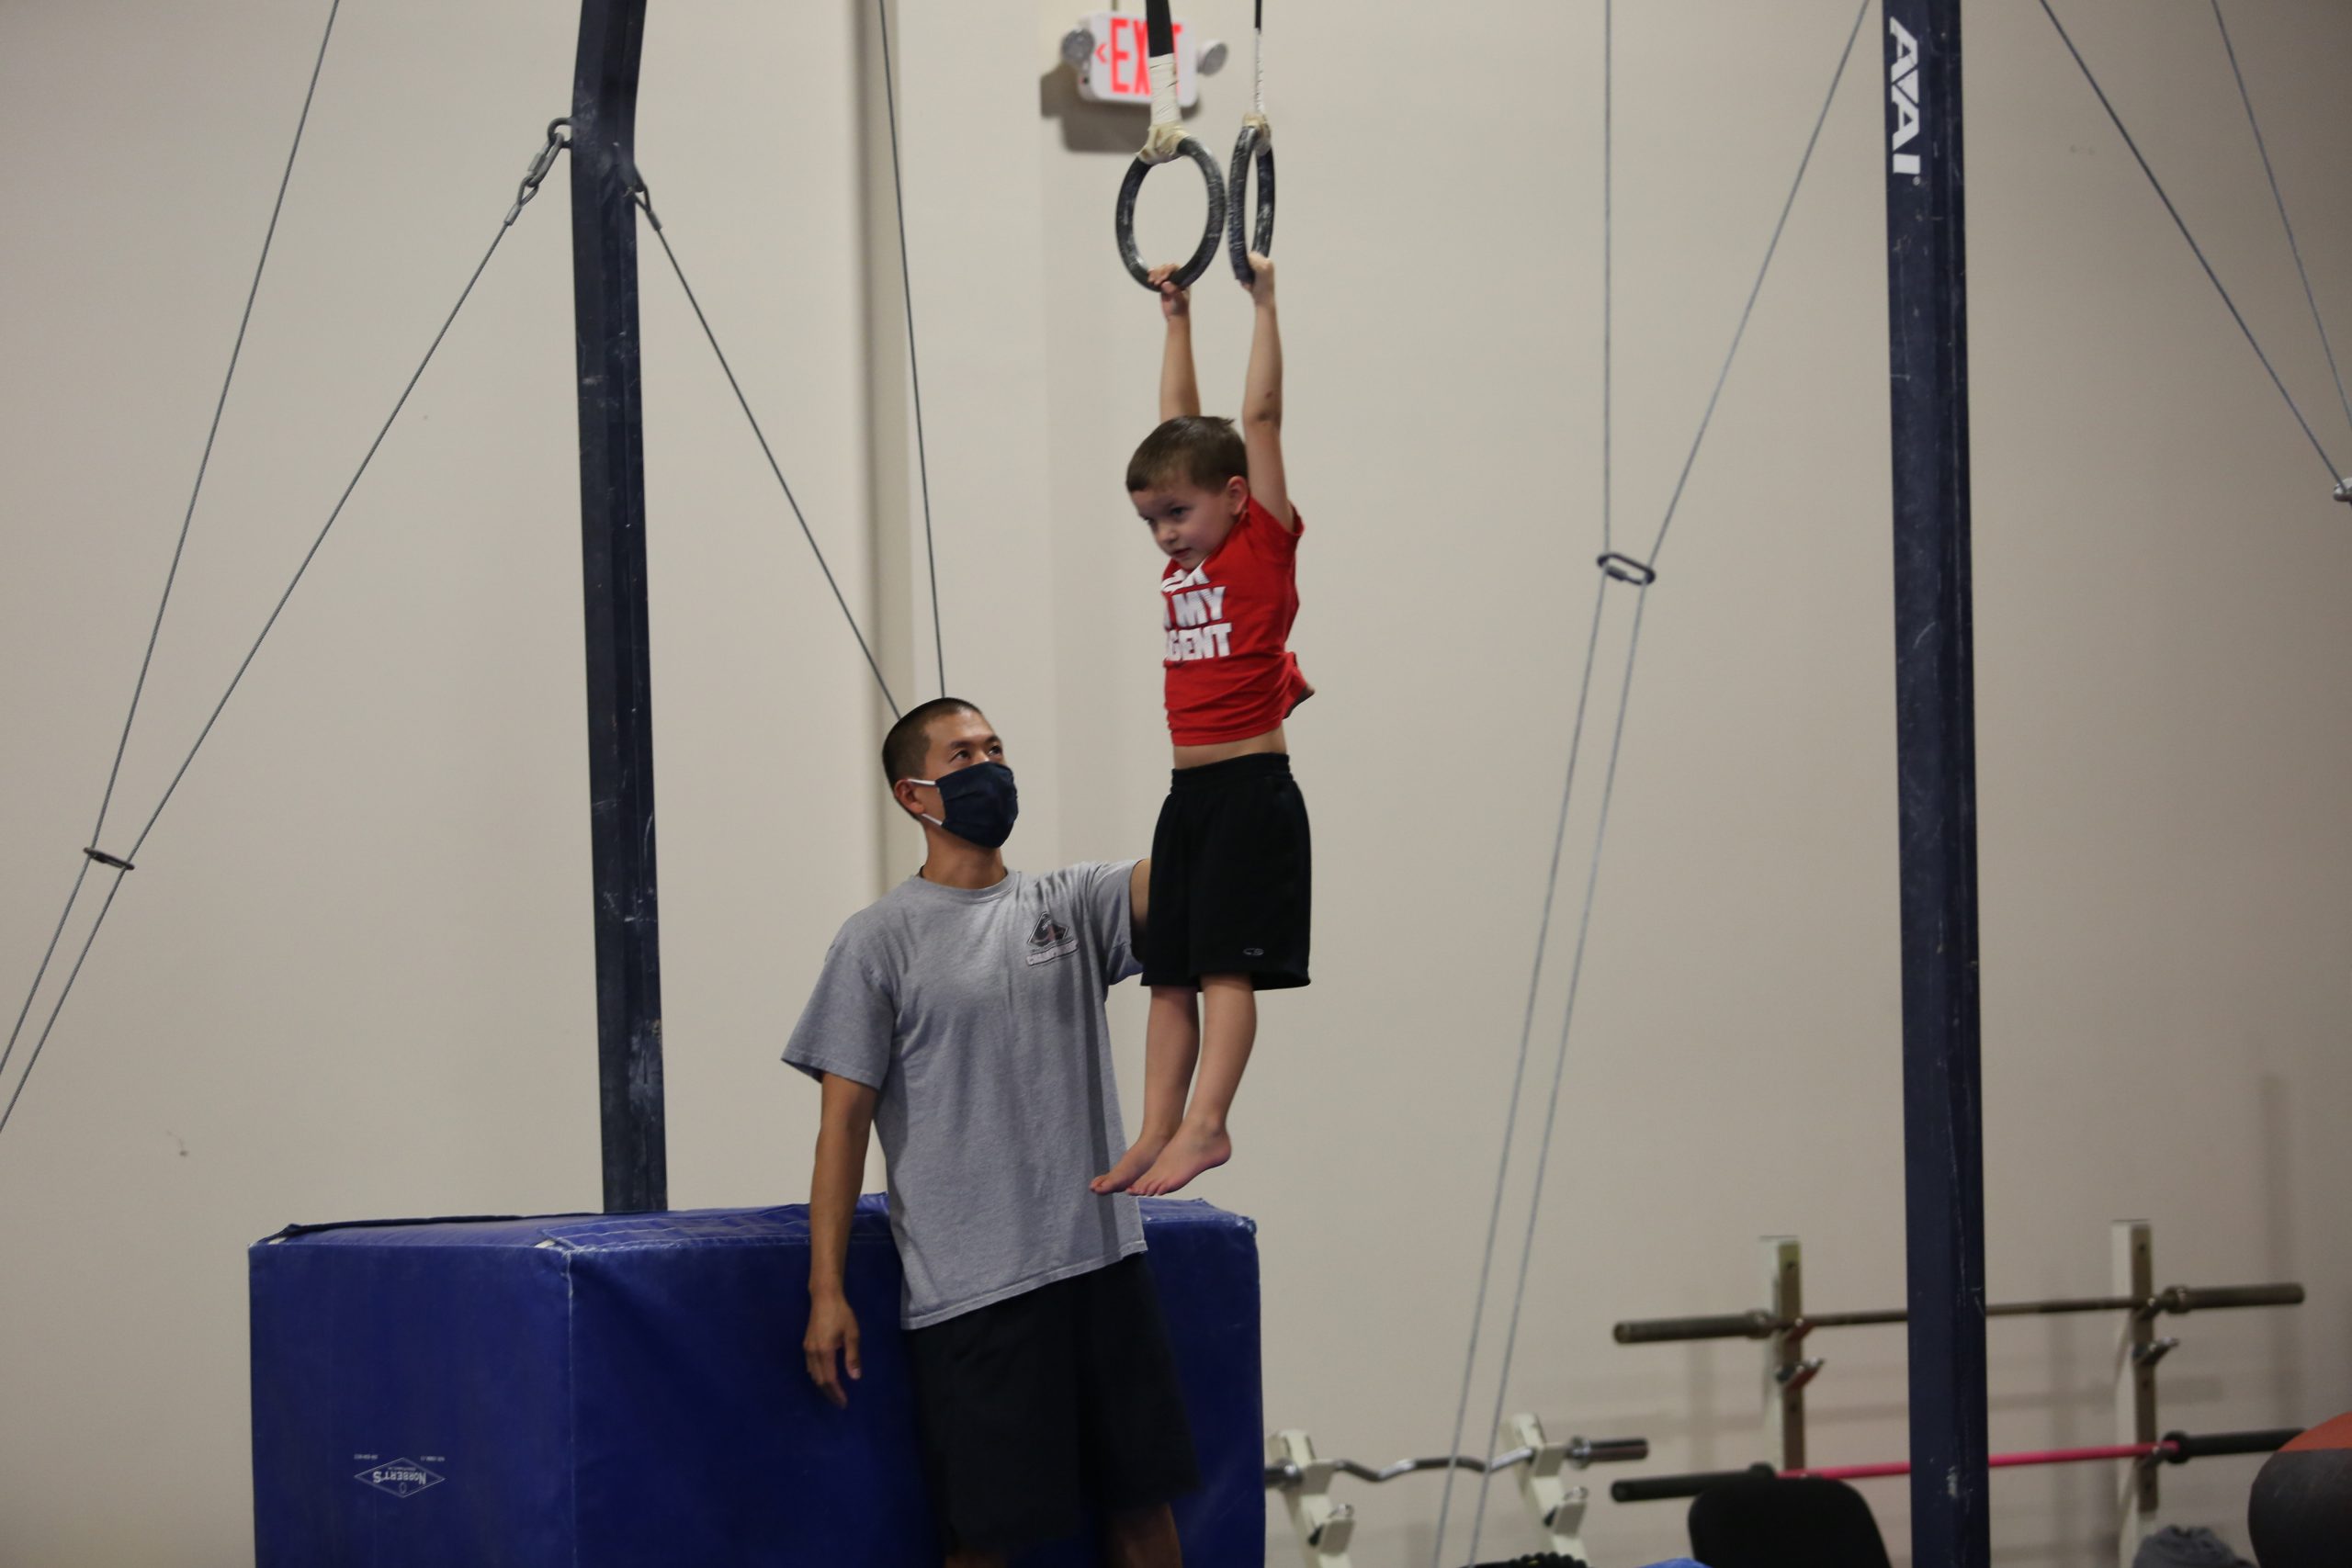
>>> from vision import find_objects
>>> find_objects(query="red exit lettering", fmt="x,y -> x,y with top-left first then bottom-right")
1114,15 -> 1138,93
1097,15 -> 1185,98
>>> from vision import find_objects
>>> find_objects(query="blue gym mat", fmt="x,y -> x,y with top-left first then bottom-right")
250,1196 -> 1262,1566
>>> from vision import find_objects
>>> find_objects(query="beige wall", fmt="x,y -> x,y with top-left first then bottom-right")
2,4 -> 2346,1565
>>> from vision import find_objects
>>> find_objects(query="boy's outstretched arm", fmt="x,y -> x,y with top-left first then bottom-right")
1238,254 -> 1294,531
1152,264 -> 1200,422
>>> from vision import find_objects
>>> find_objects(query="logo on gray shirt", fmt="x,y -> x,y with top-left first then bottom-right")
1026,913 -> 1078,965
783,864 -> 1148,1329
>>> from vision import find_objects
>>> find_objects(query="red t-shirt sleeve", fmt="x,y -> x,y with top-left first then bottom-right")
1253,500 -> 1301,551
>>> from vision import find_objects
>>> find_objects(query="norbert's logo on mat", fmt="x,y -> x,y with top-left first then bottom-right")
355,1459 -> 445,1498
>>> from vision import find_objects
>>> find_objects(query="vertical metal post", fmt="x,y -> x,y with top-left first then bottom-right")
1762,1235 -> 1813,1471
2114,1221 -> 2159,1564
569,0 -> 666,1214
1883,3 -> 1989,1564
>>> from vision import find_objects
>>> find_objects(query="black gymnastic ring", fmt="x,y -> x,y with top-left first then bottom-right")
1116,136 -> 1229,291
1227,121 -> 1275,283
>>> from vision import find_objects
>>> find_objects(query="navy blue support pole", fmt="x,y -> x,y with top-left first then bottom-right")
1883,3 -> 1990,1564
570,0 -> 667,1215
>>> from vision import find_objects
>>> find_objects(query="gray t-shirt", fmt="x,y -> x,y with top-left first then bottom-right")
783,862 -> 1147,1329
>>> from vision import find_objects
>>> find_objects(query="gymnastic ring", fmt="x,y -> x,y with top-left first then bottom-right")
1226,119 -> 1274,283
1116,137 -> 1229,291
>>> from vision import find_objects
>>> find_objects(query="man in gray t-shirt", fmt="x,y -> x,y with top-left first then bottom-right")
786,698 -> 1195,1568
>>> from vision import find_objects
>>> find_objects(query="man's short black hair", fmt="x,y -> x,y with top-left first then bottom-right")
1127,414 -> 1248,494
882,697 -> 981,786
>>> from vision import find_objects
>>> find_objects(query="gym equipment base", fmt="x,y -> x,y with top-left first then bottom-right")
250,1196 -> 1262,1566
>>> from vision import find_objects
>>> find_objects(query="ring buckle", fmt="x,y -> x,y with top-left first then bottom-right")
1597,551 -> 1657,586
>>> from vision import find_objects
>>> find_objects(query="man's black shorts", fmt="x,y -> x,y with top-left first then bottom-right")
905,1254 -> 1201,1557
1142,751 -> 1311,990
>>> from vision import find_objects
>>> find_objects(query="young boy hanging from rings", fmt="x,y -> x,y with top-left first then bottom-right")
1092,250 -> 1311,1199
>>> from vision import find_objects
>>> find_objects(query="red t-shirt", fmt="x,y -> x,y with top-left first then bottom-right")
1161,497 -> 1309,746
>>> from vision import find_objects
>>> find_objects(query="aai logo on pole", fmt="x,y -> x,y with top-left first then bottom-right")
1889,17 -> 1923,175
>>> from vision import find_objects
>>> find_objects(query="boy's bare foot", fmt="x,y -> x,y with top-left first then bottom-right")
1091,1134 -> 1170,1194
1130,1122 -> 1231,1197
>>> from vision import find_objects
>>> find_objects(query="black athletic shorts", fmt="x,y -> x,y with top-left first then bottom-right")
1141,751 -> 1312,990
906,1254 -> 1201,1556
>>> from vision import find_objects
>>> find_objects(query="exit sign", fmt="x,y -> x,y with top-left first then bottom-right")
1074,11 -> 1201,108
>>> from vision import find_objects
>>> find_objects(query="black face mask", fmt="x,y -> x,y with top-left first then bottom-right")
903,761 -> 1020,849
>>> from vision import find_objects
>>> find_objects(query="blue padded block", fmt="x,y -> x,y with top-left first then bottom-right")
250,1197 -> 1261,1567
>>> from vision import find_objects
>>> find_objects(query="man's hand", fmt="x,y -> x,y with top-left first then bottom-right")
804,1289 -> 862,1409
1149,263 -> 1190,322
1241,252 -> 1275,308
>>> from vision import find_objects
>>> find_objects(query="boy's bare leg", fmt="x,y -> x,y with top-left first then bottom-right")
1093,986 -> 1201,1193
1132,974 -> 1251,1196
1101,1503 -> 1183,1568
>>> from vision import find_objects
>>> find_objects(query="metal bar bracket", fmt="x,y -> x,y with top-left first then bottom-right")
1508,1413 -> 1591,1561
1267,1431 -> 1355,1568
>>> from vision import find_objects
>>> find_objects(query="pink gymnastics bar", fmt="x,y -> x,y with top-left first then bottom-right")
1792,1441 -> 2165,1483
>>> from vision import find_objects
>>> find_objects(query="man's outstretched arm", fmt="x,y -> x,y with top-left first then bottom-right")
805,1072 -> 877,1408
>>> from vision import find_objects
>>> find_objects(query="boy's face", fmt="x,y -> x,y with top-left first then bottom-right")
1132,475 -> 1248,570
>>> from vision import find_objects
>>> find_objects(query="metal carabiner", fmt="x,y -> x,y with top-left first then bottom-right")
507,118 -> 572,227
